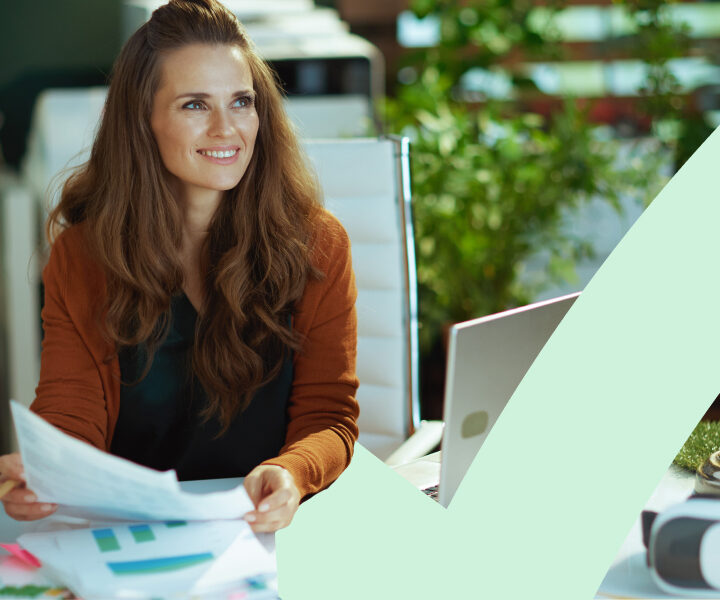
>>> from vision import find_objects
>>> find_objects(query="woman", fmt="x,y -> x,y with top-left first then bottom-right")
0,0 -> 359,532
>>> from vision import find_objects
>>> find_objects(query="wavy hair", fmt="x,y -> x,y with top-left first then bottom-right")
47,0 -> 322,431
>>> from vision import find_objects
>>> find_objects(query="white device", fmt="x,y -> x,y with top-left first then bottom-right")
648,497 -> 720,596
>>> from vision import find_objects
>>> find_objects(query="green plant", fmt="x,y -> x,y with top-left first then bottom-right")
384,0 -> 668,352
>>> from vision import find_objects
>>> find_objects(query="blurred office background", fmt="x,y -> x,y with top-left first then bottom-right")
0,0 -> 718,451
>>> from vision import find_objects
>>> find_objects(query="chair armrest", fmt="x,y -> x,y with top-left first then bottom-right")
384,420 -> 444,467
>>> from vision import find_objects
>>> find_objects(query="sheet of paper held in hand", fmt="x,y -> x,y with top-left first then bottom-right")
10,401 -> 254,521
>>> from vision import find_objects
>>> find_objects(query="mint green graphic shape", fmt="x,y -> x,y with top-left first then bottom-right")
278,126 -> 720,599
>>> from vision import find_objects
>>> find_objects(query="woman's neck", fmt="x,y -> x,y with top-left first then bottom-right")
178,187 -> 223,311
180,187 -> 223,241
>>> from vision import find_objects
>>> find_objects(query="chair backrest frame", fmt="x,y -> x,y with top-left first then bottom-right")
392,136 -> 421,436
304,137 -> 420,457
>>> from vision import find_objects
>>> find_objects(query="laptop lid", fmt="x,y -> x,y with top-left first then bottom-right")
437,292 -> 580,507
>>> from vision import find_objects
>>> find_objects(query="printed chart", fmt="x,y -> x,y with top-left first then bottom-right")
89,522 -> 214,576
18,520 -> 276,598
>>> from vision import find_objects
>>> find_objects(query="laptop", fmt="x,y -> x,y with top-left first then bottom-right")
427,292 -> 580,507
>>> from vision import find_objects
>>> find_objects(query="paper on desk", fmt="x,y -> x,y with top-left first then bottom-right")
10,401 -> 253,521
18,520 -> 276,599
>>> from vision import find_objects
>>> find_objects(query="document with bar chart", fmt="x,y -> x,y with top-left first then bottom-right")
18,519 -> 276,599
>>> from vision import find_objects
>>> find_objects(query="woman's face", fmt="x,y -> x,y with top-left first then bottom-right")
150,43 -> 259,203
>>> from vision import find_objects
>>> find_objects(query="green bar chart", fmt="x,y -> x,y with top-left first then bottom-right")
129,524 -> 155,544
92,529 -> 120,553
165,521 -> 187,528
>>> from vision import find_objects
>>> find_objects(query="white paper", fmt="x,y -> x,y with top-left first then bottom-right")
19,520 -> 276,599
193,526 -> 277,593
11,401 -> 254,521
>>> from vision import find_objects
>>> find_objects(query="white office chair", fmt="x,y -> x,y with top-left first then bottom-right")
0,171 -> 41,451
304,138 -> 443,464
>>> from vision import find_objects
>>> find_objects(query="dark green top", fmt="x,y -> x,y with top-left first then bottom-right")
110,294 -> 293,480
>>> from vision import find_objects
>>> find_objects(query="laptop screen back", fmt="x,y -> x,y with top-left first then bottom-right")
438,292 -> 580,507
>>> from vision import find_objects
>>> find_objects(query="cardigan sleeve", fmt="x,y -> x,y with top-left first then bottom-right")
261,212 -> 360,498
30,228 -> 111,450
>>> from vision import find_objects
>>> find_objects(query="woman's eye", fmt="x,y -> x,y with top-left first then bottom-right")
183,100 -> 206,110
233,96 -> 254,108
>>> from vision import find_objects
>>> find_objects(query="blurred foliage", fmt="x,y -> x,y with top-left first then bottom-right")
383,0 -> 678,352
616,0 -> 714,167
620,0 -> 691,122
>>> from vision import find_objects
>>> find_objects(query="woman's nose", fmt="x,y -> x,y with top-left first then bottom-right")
208,109 -> 234,137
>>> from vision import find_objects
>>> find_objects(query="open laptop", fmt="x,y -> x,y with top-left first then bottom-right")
427,292 -> 580,507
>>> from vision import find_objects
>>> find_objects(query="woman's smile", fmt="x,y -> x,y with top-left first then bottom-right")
198,147 -> 238,159
197,146 -> 241,163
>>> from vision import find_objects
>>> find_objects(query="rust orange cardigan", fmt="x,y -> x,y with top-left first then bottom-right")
31,211 -> 360,499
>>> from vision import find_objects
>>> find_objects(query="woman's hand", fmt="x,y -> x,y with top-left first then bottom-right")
243,464 -> 301,533
0,453 -> 57,521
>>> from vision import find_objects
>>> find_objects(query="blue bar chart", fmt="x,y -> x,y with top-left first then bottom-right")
107,552 -> 214,576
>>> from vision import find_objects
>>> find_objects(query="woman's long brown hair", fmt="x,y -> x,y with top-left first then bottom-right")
47,0 -> 322,432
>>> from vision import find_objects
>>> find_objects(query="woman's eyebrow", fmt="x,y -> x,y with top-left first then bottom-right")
174,90 -> 255,100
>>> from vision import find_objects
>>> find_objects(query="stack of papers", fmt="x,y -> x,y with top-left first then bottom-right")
9,402 -> 278,599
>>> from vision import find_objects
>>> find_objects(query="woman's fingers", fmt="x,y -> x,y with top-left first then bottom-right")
2,484 -> 32,504
256,487 -> 292,513
0,452 -> 56,521
243,464 -> 300,532
245,510 -> 292,532
2,500 -> 57,521
0,452 -> 27,502
0,453 -> 25,482
247,518 -> 289,533
1,484 -> 58,521
0,480 -> 19,500
243,471 -> 264,506
246,489 -> 293,528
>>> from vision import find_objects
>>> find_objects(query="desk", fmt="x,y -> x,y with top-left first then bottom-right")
4,455 -> 695,598
0,477 -> 277,599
